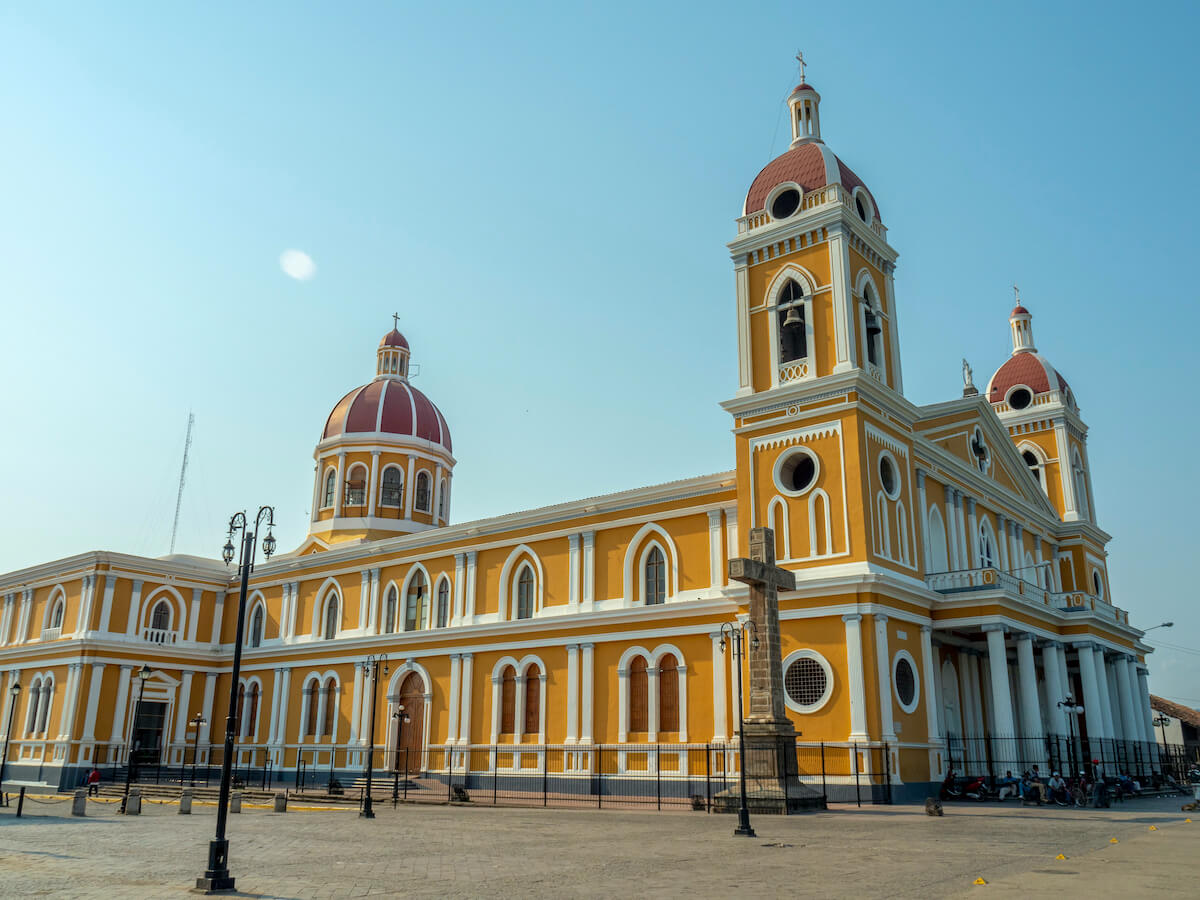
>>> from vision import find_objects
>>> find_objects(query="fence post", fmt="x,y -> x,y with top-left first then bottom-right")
854,743 -> 861,808
820,741 -> 827,804
492,745 -> 498,806
448,748 -> 454,803
705,743 -> 712,812
655,745 -> 661,811
883,742 -> 892,804
597,746 -> 603,809
404,748 -> 410,802
543,744 -> 549,808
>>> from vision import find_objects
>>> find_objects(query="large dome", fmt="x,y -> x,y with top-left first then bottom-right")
322,378 -> 452,450
743,141 -> 880,220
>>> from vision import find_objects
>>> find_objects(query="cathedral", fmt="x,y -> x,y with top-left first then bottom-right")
0,73 -> 1159,800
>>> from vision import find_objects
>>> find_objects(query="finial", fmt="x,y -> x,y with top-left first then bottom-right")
1012,284 -> 1020,306
392,311 -> 400,331
795,50 -> 807,84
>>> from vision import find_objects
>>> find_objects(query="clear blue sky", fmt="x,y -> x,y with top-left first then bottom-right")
2,1 -> 1197,705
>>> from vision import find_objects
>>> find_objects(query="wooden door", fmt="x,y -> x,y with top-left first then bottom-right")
394,673 -> 424,772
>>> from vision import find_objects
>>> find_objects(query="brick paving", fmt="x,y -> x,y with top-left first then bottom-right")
0,792 -> 1197,897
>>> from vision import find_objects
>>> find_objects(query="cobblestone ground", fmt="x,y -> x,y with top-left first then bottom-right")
0,793 -> 1197,898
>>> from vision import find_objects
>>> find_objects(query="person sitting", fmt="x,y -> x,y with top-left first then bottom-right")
1046,771 -> 1069,806
1115,772 -> 1141,798
996,770 -> 1020,801
1020,772 -> 1045,805
940,768 -> 960,800
86,767 -> 101,797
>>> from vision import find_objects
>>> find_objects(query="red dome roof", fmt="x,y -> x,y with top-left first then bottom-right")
323,378 -> 451,451
744,142 -> 880,219
380,329 -> 409,350
1011,305 -> 1030,316
986,351 -> 1070,404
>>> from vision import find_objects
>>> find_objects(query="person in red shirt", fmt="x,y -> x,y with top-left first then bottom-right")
86,767 -> 101,797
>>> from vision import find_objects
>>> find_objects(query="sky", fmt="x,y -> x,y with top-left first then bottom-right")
1,1 -> 1197,706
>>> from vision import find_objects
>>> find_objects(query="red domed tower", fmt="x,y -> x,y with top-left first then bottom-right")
307,321 -> 455,545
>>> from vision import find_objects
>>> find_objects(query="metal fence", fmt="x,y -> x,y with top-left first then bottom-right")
945,733 -> 1196,784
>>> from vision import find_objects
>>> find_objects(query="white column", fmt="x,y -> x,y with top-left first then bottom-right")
707,510 -> 724,589
404,456 -> 416,521
110,665 -> 132,750
843,614 -> 869,740
983,626 -> 1015,736
568,535 -> 581,609
1104,661 -> 1124,740
944,493 -> 960,569
80,663 -> 106,742
958,653 -> 977,739
565,645 -> 579,743
310,458 -> 324,522
954,492 -> 969,571
617,663 -> 628,743
489,671 -> 502,743
58,663 -> 84,739
358,570 -> 370,632
266,668 -> 282,744
647,666 -> 659,742
734,257 -> 752,393
210,591 -> 225,644
1122,657 -> 1148,743
98,575 -> 118,634
828,223 -> 857,372
453,553 -> 466,624
1041,642 -> 1067,734
724,510 -> 738,576
458,653 -> 473,744
334,450 -> 347,517
580,643 -> 594,743
1092,650 -> 1115,739
272,669 -> 290,745
73,576 -> 94,635
448,654 -> 462,745
348,663 -> 364,742
1074,643 -> 1105,740
1014,634 -> 1044,766
465,552 -> 478,619
873,614 -> 895,741
711,631 -> 728,741
1136,666 -> 1157,759
367,450 -> 380,517
187,588 -> 202,642
920,626 -> 943,776
174,671 -> 194,750
581,533 -> 595,610
995,514 -> 1010,571
1113,653 -> 1139,742
965,498 -> 979,567
199,673 -> 217,748
514,673 -> 527,738
0,668 -> 19,736
915,470 -> 930,568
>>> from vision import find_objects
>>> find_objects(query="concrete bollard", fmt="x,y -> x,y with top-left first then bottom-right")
230,790 -> 242,814
179,788 -> 193,815
126,787 -> 142,815
71,789 -> 87,817
273,791 -> 288,813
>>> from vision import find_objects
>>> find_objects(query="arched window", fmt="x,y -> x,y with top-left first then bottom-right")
516,567 -> 534,619
380,467 -> 403,509
524,664 -> 541,735
1022,449 -> 1044,488
436,580 -> 449,628
235,683 -> 245,736
863,283 -> 883,368
151,600 -> 170,632
437,478 -> 447,520
245,683 -> 260,737
323,594 -> 339,640
405,572 -> 426,631
50,598 -> 64,629
978,524 -> 996,568
322,678 -> 336,737
305,681 -> 319,736
249,605 -> 264,648
415,471 -> 431,512
778,279 -> 808,363
499,665 -> 516,735
629,656 -> 649,733
344,464 -> 367,507
658,653 -> 679,733
384,586 -> 398,633
644,546 -> 666,605
323,469 -> 336,508
1072,452 -> 1090,519
25,682 -> 41,732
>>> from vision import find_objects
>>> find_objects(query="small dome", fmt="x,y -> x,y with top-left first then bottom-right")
1011,305 -> 1030,316
322,379 -> 452,451
986,351 -> 1070,403
743,142 -> 880,220
380,329 -> 409,350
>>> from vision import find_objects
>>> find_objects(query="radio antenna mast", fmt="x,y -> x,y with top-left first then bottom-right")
169,412 -> 194,555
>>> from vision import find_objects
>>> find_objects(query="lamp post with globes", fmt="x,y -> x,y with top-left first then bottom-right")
360,653 -> 388,819
1,681 -> 21,804
120,664 -> 153,813
719,618 -> 759,838
1058,696 -> 1085,777
196,506 -> 275,894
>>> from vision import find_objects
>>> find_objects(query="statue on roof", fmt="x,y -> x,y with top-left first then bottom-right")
962,358 -> 978,397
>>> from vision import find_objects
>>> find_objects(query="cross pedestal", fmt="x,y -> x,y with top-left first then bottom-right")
719,527 -> 825,813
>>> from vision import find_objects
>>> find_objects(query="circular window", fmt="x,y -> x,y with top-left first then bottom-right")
878,452 -> 900,499
782,650 -> 833,713
770,188 -> 801,220
1008,387 -> 1032,410
893,651 -> 919,713
774,447 -> 819,497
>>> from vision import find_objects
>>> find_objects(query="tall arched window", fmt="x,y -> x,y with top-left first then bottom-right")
380,467 -> 403,509
323,469 -> 336,508
151,600 -> 170,632
629,657 -> 649,732
323,594 -> 339,640
863,283 -> 883,368
415,471 -> 431,512
1072,452 -> 1090,519
658,653 -> 679,733
644,546 -> 666,605
245,683 -> 260,737
322,678 -> 336,737
249,606 -> 264,648
978,524 -> 995,568
25,682 -> 41,732
344,464 -> 367,507
436,581 -> 449,628
305,681 -> 319,736
235,683 -> 245,736
405,572 -> 426,631
500,665 -> 516,735
50,598 -> 64,629
384,586 -> 398,633
524,664 -> 541,735
1022,449 -> 1044,489
778,279 -> 807,363
516,567 -> 534,620
437,478 -> 447,520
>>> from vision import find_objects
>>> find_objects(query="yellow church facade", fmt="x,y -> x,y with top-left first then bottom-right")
0,76 -> 1159,800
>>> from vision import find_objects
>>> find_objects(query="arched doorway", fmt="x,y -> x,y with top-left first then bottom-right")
392,672 -> 425,773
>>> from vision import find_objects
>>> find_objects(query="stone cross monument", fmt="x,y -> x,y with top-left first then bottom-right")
726,526 -> 825,812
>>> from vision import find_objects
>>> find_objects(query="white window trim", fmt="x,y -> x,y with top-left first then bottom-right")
320,467 -> 337,510
892,648 -> 920,715
877,449 -> 901,501
637,540 -> 669,606
414,469 -> 433,513
764,264 -> 818,388
378,464 -> 405,509
773,446 -> 820,498
765,181 -> 804,221
781,648 -> 834,714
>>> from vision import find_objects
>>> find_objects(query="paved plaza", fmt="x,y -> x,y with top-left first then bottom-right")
0,793 -> 1197,898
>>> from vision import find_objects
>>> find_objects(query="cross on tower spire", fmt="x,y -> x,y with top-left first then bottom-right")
392,311 -> 400,331
1012,284 -> 1020,306
795,50 -> 807,83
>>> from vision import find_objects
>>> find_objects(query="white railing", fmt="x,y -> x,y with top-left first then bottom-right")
41,626 -> 62,641
143,627 -> 178,645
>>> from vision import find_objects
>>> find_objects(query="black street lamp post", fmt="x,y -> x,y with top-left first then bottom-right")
190,713 -> 207,786
1058,696 -> 1084,777
1153,713 -> 1171,748
1,681 -> 21,803
120,665 -> 153,813
360,653 -> 388,819
719,618 -> 759,838
196,506 -> 275,894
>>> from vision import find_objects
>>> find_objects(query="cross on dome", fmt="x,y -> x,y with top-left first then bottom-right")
795,50 -> 807,84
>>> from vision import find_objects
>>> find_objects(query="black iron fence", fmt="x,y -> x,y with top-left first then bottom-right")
945,733 -> 1195,785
